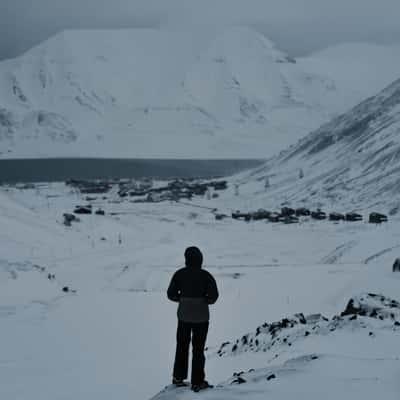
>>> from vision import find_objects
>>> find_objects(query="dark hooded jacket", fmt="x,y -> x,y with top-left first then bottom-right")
167,247 -> 219,323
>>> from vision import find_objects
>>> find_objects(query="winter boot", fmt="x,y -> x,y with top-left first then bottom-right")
172,377 -> 188,387
191,380 -> 213,392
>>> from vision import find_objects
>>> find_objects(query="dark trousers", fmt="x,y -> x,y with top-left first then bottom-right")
173,320 -> 209,385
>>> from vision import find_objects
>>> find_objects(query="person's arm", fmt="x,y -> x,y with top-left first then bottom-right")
205,273 -> 219,305
167,272 -> 180,302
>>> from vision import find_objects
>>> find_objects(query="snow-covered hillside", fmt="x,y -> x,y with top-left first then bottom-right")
298,42 -> 400,107
226,76 -> 400,214
1,27 -> 399,159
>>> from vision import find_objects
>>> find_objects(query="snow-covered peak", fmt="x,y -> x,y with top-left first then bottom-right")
183,26 -> 296,114
200,26 -> 291,63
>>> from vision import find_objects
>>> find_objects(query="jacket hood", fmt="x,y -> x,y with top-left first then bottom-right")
184,246 -> 203,268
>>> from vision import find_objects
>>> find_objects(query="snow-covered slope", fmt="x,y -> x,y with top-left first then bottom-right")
228,77 -> 400,214
298,42 -> 400,107
1,28 -> 398,159
1,182 -> 400,400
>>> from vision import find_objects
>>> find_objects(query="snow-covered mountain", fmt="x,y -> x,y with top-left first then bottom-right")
231,77 -> 400,214
1,27 -> 399,159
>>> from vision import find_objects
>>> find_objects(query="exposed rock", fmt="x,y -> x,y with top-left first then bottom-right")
62,286 -> 77,293
63,213 -> 80,226
213,293 -> 400,358
231,376 -> 246,384
0,108 -> 16,140
341,293 -> 400,319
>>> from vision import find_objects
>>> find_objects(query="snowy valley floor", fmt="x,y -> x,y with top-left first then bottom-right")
1,183 -> 399,400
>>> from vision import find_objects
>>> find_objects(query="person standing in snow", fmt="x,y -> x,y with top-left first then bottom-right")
167,246 -> 219,392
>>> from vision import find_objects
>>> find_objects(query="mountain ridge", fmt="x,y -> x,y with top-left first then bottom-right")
2,27 -> 398,159
233,77 -> 400,213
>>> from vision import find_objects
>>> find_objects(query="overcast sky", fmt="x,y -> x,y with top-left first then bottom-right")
1,0 -> 400,60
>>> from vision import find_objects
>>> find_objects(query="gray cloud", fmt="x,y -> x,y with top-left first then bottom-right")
1,0 -> 400,59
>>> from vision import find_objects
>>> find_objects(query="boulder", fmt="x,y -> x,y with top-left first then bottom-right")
393,258 -> 400,272
63,213 -> 80,225
231,376 -> 246,385
63,213 -> 78,221
341,293 -> 400,319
